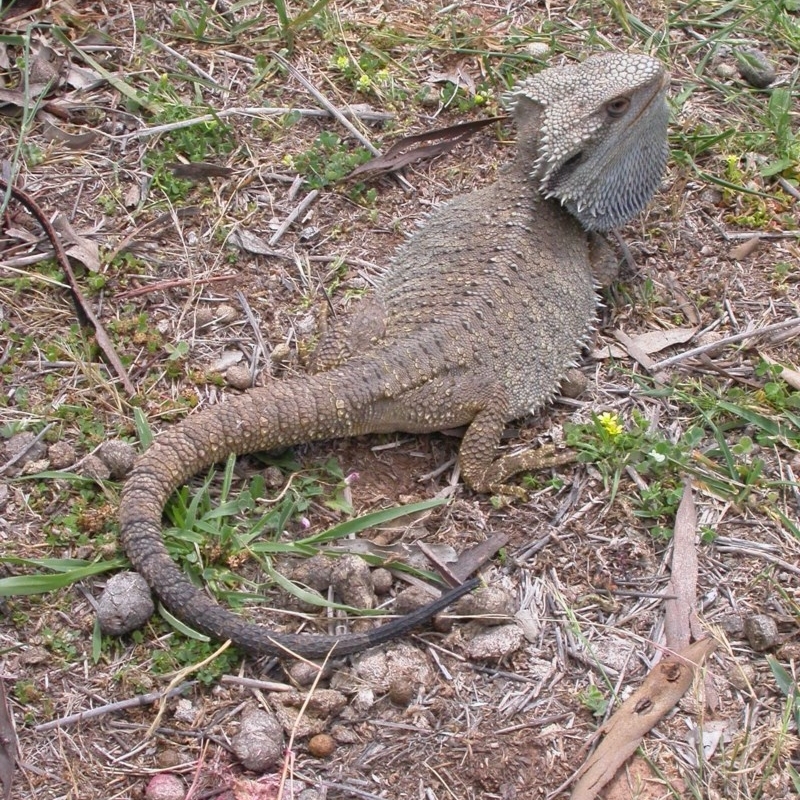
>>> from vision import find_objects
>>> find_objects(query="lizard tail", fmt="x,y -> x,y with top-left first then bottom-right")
119,377 -> 476,658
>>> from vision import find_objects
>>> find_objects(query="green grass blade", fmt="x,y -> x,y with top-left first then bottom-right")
0,558 -> 126,596
295,497 -> 447,545
133,407 -> 154,449
159,604 -> 211,641
50,27 -> 160,115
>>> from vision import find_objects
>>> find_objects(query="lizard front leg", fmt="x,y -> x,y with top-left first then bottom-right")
588,231 -> 620,288
457,388 -> 574,495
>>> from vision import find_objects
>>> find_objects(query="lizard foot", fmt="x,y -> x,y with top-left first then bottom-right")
468,445 -> 577,497
492,443 -> 576,484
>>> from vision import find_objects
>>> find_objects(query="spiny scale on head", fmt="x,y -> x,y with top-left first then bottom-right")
506,52 -> 670,231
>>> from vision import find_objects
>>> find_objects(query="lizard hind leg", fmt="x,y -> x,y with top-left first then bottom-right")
307,298 -> 388,373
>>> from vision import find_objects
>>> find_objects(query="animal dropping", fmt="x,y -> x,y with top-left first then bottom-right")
118,53 -> 670,658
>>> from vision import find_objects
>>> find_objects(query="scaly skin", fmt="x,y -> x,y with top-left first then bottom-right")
119,53 -> 670,659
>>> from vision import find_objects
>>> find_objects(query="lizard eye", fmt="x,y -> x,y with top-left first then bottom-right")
606,96 -> 631,117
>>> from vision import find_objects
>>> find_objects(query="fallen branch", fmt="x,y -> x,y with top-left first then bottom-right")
650,316 -> 800,372
33,682 -> 196,731
570,638 -> 717,800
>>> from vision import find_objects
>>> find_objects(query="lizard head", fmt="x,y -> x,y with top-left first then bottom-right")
508,53 -> 670,231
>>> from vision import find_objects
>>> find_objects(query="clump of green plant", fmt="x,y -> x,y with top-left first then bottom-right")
566,409 -> 698,492
150,637 -> 242,684
330,47 -> 411,106
565,408 -> 711,537
567,373 -> 800,537
141,78 -> 236,203
578,683 -> 608,717
438,79 -> 491,113
108,312 -> 164,355
274,0 -> 333,51
284,130 -> 372,191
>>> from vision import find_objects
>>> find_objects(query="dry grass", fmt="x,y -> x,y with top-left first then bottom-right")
1,1 -> 799,799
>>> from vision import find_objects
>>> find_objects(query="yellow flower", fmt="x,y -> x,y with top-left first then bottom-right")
335,55 -> 349,70
597,412 -> 623,437
357,74 -> 372,91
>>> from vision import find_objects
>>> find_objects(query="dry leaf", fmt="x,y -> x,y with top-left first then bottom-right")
50,215 -> 101,272
0,87 -> 27,112
66,63 -> 102,90
571,638 -> 717,800
728,236 -> 761,261
228,228 -> 277,256
595,327 -> 696,361
41,116 -> 97,150
123,182 -> 141,209
664,482 -> 700,651
428,61 -> 478,95
613,329 -> 655,369
346,116 -> 507,180
629,327 -> 696,353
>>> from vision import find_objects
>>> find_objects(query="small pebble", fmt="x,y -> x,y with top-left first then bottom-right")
728,662 -> 755,691
81,454 -> 111,481
193,307 -> 215,328
225,364 -> 252,389
97,571 -> 155,635
47,441 -> 76,470
715,62 -> 738,80
291,554 -> 334,592
307,733 -> 336,758
393,585 -> 434,615
232,707 -> 284,772
716,612 -> 744,635
270,690 -> 347,738
3,431 -> 46,469
262,465 -> 285,489
526,42 -> 550,58
145,773 -> 185,800
215,303 -> 238,324
98,440 -> 136,479
352,687 -> 375,711
331,555 -> 374,609
777,641 -> 800,660
465,623 -> 525,661
743,614 -> 779,651
388,677 -> 415,707
287,659 -> 331,687
559,368 -> 588,399
173,698 -> 196,724
454,585 -> 516,624
271,342 -> 292,363
371,568 -> 393,595
155,749 -> 185,769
